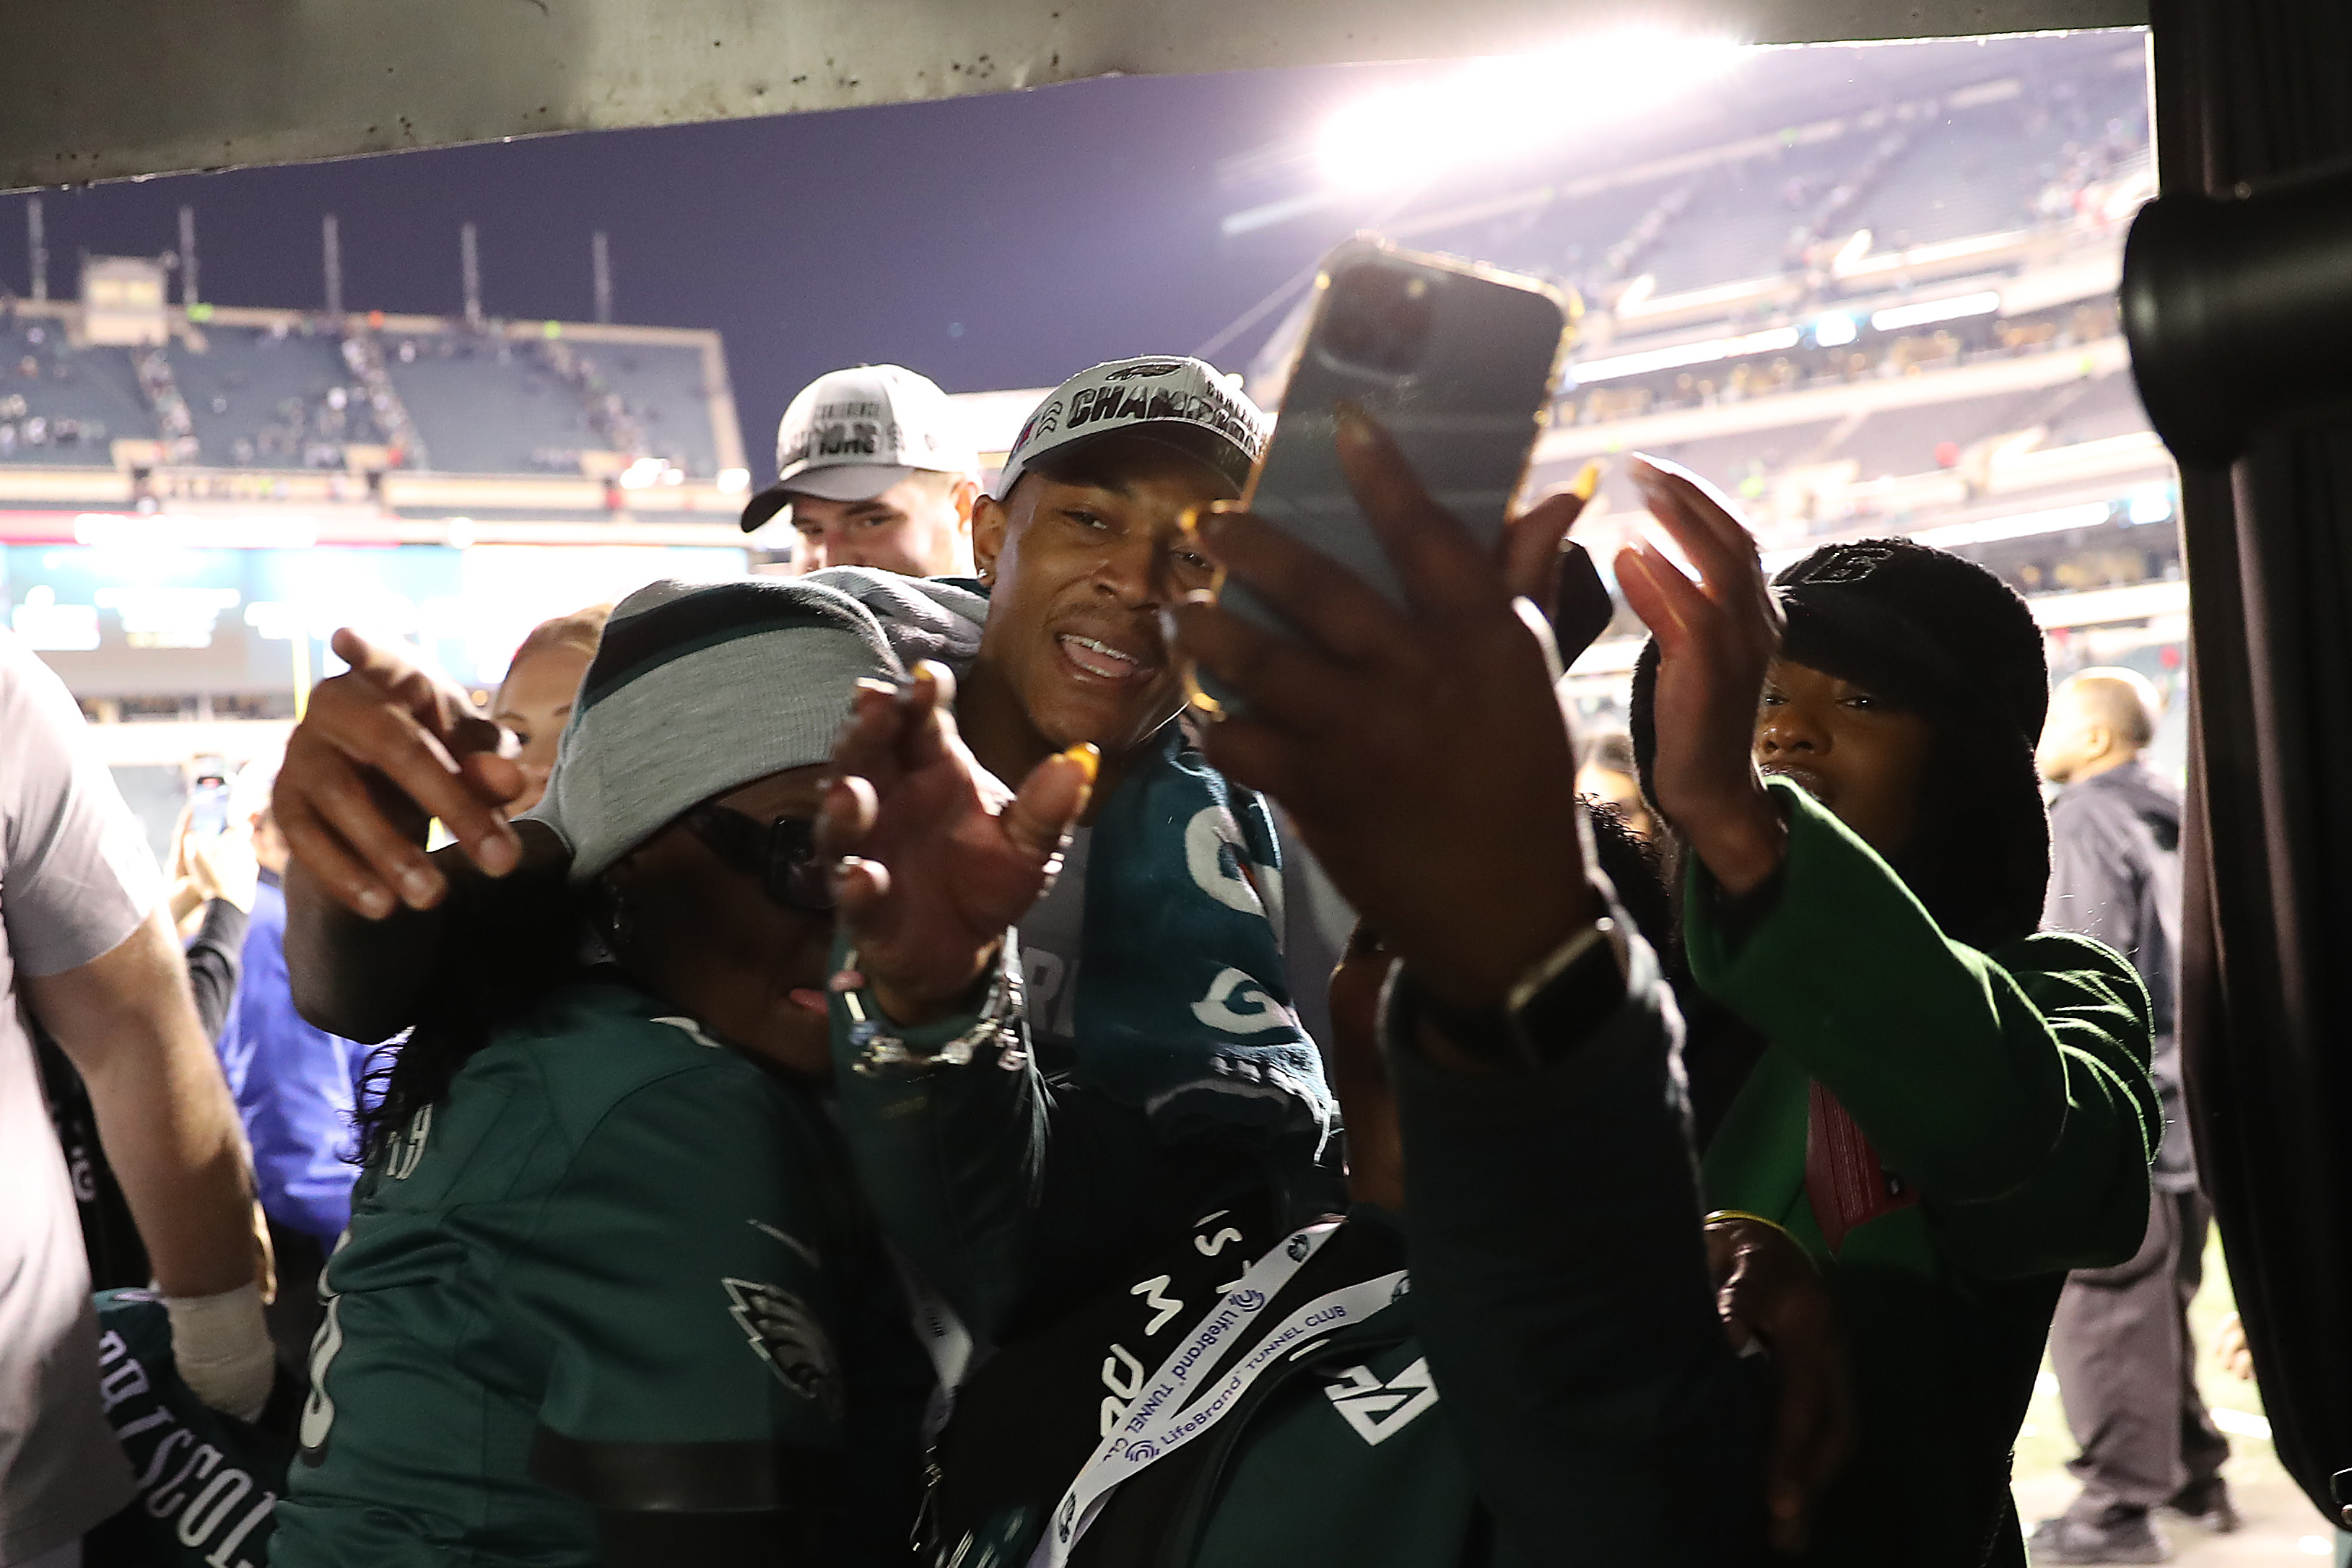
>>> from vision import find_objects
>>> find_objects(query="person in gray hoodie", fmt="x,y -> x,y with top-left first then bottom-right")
2029,667 -> 2232,1564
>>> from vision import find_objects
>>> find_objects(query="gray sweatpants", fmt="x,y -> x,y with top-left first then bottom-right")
2050,1187 -> 2231,1520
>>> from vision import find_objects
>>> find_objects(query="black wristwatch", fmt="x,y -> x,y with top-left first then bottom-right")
1401,917 -> 1633,1071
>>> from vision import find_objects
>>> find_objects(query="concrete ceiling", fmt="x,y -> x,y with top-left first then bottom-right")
2,0 -> 2144,192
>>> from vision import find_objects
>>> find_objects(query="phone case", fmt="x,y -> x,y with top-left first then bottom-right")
1198,236 -> 1574,713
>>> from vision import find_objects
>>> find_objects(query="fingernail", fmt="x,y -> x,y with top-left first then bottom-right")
481,830 -> 520,877
1570,461 -> 1602,501
1061,742 -> 1100,788
356,885 -> 395,920
399,867 -> 440,907
1334,402 -> 1375,450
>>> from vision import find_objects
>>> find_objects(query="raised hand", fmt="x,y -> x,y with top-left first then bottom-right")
1170,408 -> 1596,1014
819,662 -> 1095,1026
1613,457 -> 1787,896
273,629 -> 527,918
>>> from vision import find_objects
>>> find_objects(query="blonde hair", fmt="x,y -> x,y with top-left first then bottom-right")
500,604 -> 612,698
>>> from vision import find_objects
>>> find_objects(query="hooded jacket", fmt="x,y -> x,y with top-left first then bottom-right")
1686,780 -> 2158,1567
1629,538 -> 2160,1566
2044,758 -> 2192,1188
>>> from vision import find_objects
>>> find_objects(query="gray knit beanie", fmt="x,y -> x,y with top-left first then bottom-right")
525,577 -> 905,883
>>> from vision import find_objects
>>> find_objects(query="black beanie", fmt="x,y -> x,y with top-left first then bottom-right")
1630,537 -> 2051,951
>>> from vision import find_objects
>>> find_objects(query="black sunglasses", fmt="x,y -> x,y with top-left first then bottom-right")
681,806 -> 835,913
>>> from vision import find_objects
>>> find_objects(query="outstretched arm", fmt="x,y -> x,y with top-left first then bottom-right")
274,629 -> 534,1039
1172,417 -> 1783,1562
819,666 -> 1103,1336
1618,463 -> 2157,1267
1390,934 -> 1774,1566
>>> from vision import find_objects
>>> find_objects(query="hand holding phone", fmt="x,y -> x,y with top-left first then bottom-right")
189,780 -> 232,839
1185,236 -> 1574,714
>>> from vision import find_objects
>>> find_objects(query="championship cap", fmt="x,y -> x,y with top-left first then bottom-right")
994,357 -> 1269,501
740,364 -> 978,532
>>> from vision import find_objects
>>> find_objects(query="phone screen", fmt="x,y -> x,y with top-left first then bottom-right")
190,782 -> 231,837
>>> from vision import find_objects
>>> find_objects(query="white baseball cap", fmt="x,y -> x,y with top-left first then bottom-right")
995,357 -> 1269,502
740,364 -> 978,532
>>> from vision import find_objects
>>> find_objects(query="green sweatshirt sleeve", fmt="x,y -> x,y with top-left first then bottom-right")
1685,778 -> 2161,1278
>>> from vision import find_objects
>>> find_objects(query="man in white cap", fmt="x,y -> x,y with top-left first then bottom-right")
739,364 -> 981,578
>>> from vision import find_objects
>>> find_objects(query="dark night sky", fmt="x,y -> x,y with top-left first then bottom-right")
0,64 -> 1444,483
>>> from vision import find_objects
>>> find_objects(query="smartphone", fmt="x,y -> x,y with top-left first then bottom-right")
189,781 -> 231,838
1553,540 -> 1616,664
1192,235 -> 1574,713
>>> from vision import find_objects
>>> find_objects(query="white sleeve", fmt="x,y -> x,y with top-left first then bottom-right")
0,629 -> 162,977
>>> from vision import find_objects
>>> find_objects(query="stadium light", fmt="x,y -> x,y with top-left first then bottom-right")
2126,484 -> 2176,526
1315,29 -> 1748,192
1868,292 -> 2003,333
716,466 -> 751,493
617,456 -> 670,490
1570,326 -> 1798,386
1811,313 -> 1859,349
1909,501 -> 2114,549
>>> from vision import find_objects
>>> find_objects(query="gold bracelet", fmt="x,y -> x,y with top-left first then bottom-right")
1703,1208 -> 1802,1247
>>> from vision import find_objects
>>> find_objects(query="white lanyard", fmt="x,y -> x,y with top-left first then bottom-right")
887,1244 -> 974,1443
1038,1223 -> 1407,1567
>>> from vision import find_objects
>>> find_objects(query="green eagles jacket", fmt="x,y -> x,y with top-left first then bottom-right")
832,923 -> 1770,1568
271,980 -> 926,1568
1690,778 -> 2161,1568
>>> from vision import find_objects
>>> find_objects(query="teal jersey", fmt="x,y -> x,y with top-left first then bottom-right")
271,979 -> 926,1568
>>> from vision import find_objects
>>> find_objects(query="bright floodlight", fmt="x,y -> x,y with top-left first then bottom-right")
1868,292 -> 2003,332
1315,30 -> 1748,192
617,456 -> 669,491
1812,313 -> 1860,348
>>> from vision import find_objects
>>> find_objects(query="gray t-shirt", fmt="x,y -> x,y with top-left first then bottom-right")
1015,825 -> 1090,1074
1,629 -> 156,1561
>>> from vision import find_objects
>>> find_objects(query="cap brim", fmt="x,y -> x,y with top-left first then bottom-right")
1000,422 -> 1254,503
740,486 -> 792,533
778,463 -> 922,502
739,462 -> 928,532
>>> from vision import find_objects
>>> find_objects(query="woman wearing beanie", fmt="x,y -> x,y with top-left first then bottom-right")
1617,457 -> 2160,1567
269,579 -> 946,1568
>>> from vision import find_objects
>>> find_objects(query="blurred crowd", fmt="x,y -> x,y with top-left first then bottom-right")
0,349 -> 2260,1568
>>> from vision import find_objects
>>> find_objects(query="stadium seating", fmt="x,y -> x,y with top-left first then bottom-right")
1643,141 -> 1860,295
564,341 -> 721,478
2042,370 -> 2157,447
1647,418 -> 1855,489
0,315 -> 157,463
167,323 -> 386,467
0,305 -> 728,482
1829,390 -> 2052,479
383,334 -> 604,475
